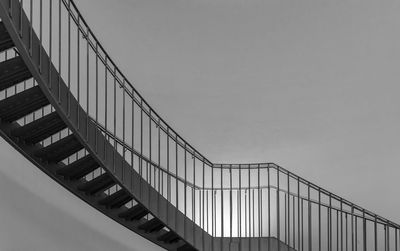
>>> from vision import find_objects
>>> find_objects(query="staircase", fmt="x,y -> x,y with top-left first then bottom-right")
0,8 -> 207,251
0,1 -> 399,251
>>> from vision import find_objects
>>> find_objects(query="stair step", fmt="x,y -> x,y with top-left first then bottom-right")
0,56 -> 32,91
78,173 -> 115,195
35,134 -> 83,163
12,112 -> 66,144
0,22 -> 14,52
0,86 -> 49,122
139,218 -> 165,233
157,231 -> 180,244
99,189 -> 133,209
177,244 -> 196,251
56,155 -> 99,180
118,204 -> 149,221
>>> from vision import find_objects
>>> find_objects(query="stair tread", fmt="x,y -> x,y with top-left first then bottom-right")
0,86 -> 49,122
77,173 -> 115,195
158,231 -> 180,243
119,204 -> 149,220
0,56 -> 32,91
12,112 -> 66,144
35,134 -> 83,162
139,218 -> 165,233
99,189 -> 133,209
56,155 -> 99,180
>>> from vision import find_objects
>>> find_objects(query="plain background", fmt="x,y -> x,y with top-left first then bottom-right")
1,0 -> 400,250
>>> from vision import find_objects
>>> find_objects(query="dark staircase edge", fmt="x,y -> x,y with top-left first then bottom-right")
0,2 -> 205,250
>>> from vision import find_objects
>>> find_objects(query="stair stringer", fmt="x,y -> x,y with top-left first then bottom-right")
0,0 -> 212,250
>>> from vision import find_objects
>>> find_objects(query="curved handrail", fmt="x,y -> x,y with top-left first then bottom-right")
1,0 -> 399,250
93,117 -> 400,230
62,0 -> 213,167
64,1 -> 399,230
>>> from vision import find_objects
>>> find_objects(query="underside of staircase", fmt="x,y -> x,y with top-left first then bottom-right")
0,22 -> 194,251
0,6 -> 202,251
0,1 -> 294,250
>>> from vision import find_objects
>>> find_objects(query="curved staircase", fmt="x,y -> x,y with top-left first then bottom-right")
0,1 -> 399,251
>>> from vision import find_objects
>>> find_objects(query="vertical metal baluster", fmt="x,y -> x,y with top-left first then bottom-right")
387,221 -> 390,251
166,127 -> 170,225
248,165 -> 251,250
341,200 -> 344,251
49,0 -> 52,90
301,198 -> 304,251
130,90 -> 134,202
122,79 -> 126,184
19,0 -> 23,37
285,189 -> 287,245
252,188 -> 255,238
346,213 -> 348,251
113,67 -> 117,174
330,195 -> 333,251
298,177 -> 301,250
202,161 -> 205,250
308,184 -> 312,251
355,213 -> 358,251
175,134 -> 178,230
258,165 -> 261,251
239,164 -> 242,251
29,0 -> 32,56
221,164 -> 224,245
85,26 -> 89,141
94,45 -> 99,152
277,167 -> 280,251
67,0 -> 71,117
104,56 -> 108,161
58,0 -> 62,103
184,143 -> 187,239
192,153 -> 196,247
207,189 -> 209,234
139,99 -> 143,199
362,210 -> 366,251
293,194 -> 296,249
148,110 -> 151,206
8,0 -> 12,17
268,167 -> 271,251
245,188 -> 247,238
287,172 -> 291,247
385,225 -> 387,251
39,0 -> 42,73
337,210 -> 339,251
230,165 -> 233,244
211,165 -> 214,251
319,188 -> 321,251
157,118 -> 160,214
351,206 -> 354,251
76,15 -> 80,129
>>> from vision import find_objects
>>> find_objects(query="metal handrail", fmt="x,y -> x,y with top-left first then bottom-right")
62,0 -> 400,231
5,0 -> 398,248
93,118 -> 400,230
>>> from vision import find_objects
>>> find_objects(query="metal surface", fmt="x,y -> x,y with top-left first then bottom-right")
0,0 -> 399,251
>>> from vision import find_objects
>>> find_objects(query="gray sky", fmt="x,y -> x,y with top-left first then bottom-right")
76,0 -> 400,220
1,0 -> 400,250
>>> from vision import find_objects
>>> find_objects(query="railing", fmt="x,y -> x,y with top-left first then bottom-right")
2,0 -> 400,250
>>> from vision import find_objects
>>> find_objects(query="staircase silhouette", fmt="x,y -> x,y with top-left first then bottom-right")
0,1 -> 398,251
